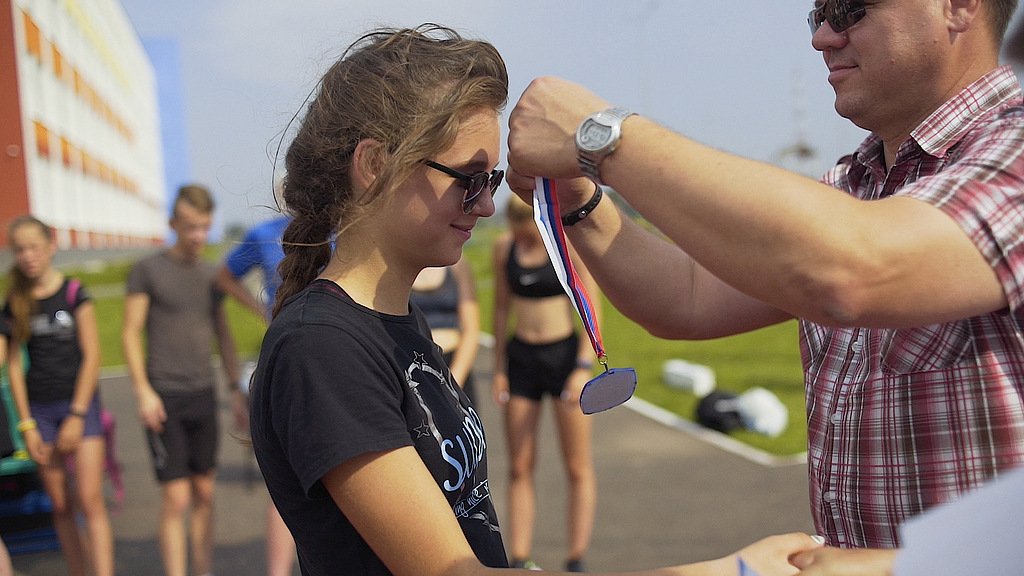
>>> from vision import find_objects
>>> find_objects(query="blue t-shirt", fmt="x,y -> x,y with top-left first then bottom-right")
225,216 -> 289,317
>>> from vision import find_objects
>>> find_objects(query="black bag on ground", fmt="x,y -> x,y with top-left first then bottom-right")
695,391 -> 743,433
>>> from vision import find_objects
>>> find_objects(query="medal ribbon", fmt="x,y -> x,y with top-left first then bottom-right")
532,177 -> 606,365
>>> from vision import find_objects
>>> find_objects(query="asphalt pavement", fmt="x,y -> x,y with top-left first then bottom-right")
9,347 -> 813,575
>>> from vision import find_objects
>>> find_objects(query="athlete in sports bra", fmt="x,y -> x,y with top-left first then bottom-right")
505,242 -> 564,299
491,194 -> 600,572
410,257 -> 481,401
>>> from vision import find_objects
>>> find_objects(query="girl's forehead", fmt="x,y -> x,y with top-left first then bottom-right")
11,225 -> 48,241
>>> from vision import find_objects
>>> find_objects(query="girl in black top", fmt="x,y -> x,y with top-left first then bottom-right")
3,215 -> 114,576
248,23 -> 819,576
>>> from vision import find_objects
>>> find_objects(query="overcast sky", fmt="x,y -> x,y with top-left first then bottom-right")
116,1 -> 1020,231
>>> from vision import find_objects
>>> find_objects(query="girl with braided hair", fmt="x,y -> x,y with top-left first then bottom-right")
247,23 -> 820,576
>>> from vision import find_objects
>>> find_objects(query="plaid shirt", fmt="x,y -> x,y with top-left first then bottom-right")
803,66 -> 1024,549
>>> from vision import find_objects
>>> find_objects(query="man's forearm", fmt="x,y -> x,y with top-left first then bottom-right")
121,332 -> 151,394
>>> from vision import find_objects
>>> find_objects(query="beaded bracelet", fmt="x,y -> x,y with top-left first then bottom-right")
16,418 -> 37,433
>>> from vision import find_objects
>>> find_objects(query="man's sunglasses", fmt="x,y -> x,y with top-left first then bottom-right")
808,0 -> 867,34
424,160 -> 504,214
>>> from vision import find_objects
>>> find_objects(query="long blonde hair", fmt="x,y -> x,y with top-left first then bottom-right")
5,216 -> 55,342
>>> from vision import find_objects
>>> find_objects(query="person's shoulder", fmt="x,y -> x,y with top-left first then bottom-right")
126,250 -> 164,277
277,281 -> 351,324
267,286 -> 370,350
493,232 -> 513,256
131,249 -> 164,266
63,277 -> 90,302
254,215 -> 290,238
956,98 -> 1024,154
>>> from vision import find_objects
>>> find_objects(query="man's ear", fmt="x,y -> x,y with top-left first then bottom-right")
351,139 -> 386,192
946,0 -> 982,33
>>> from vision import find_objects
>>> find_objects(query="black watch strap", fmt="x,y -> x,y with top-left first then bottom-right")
562,184 -> 604,227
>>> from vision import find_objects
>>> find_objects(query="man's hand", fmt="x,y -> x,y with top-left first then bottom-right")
789,546 -> 896,576
507,76 -> 610,179
136,387 -> 167,433
672,533 -> 824,576
731,533 -> 825,576
505,170 -> 602,224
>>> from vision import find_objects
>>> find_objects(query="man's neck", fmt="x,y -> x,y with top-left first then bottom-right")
167,243 -> 200,265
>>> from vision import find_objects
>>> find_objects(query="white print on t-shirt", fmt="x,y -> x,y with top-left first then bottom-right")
455,480 -> 501,533
440,408 -> 486,492
30,310 -> 75,338
405,351 -> 487,494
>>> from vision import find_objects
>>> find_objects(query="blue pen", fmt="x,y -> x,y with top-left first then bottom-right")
738,557 -> 760,576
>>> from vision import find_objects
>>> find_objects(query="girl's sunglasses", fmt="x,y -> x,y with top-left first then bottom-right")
808,0 -> 866,34
424,160 -> 504,214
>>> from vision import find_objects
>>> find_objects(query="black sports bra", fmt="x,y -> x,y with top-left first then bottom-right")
506,242 -> 563,299
409,268 -> 459,329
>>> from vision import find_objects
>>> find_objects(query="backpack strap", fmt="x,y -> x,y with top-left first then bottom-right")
66,278 -> 81,307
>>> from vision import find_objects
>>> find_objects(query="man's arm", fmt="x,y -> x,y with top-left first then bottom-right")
212,296 -> 246,431
122,292 -> 166,432
212,298 -> 241,388
507,174 -> 791,340
508,78 -> 1006,330
216,264 -> 265,319
601,116 -> 1003,328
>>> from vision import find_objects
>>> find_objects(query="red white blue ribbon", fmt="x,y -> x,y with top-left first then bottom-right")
532,177 -> 606,364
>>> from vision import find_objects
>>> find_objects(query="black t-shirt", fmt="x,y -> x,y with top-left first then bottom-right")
1,279 -> 90,402
250,280 -> 506,574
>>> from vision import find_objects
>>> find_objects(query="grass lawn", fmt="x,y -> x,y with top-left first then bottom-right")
13,223 -> 808,456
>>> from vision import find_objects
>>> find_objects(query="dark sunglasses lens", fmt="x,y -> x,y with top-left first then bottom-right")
811,1 -> 864,33
461,174 -> 489,213
579,367 -> 638,414
462,171 -> 504,213
830,1 -> 865,32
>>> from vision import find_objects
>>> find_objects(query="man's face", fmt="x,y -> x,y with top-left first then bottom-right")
810,0 -> 952,137
170,200 -> 212,260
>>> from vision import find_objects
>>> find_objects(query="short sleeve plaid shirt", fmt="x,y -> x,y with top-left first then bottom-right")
803,66 -> 1024,549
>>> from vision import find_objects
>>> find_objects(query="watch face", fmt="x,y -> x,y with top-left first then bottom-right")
578,120 -> 613,152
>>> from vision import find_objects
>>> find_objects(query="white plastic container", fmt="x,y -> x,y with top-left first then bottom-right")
661,359 -> 716,397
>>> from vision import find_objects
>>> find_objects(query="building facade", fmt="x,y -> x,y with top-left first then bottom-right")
0,0 -> 165,249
